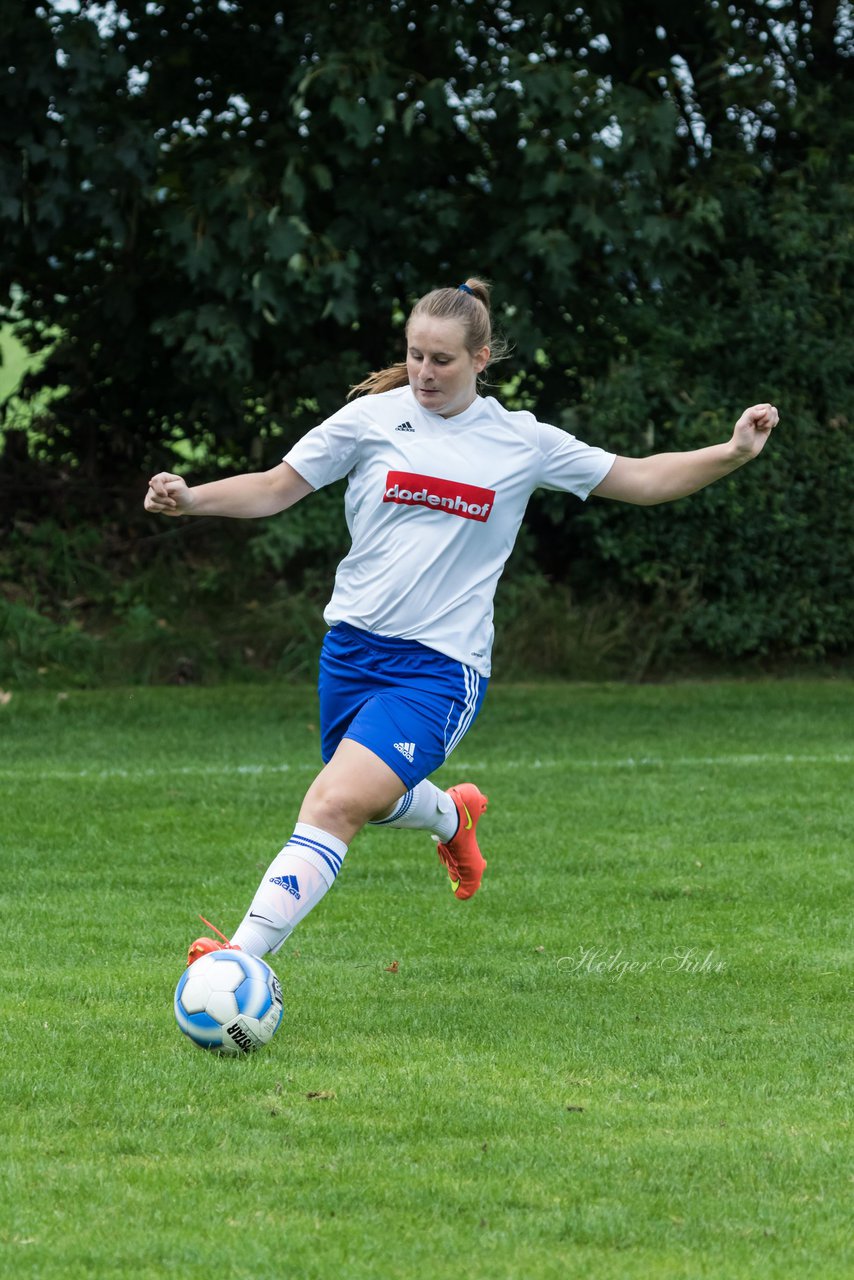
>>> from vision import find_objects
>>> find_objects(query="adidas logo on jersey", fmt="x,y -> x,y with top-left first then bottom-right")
393,741 -> 416,763
395,421 -> 415,432
269,873 -> 301,900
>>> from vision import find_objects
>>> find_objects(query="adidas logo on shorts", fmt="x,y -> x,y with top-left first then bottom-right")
394,421 -> 415,432
393,741 -> 416,763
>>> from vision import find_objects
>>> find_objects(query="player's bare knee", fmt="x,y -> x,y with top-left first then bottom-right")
300,782 -> 370,835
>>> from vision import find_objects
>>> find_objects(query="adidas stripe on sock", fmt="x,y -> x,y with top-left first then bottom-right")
230,823 -> 348,957
370,779 -> 457,841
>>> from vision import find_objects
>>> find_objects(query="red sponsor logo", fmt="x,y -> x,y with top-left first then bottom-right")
383,471 -> 495,522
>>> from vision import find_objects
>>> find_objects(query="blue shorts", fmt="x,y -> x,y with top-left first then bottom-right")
317,623 -> 488,790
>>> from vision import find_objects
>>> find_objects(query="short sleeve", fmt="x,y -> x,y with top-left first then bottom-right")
283,402 -> 363,490
535,420 -> 616,500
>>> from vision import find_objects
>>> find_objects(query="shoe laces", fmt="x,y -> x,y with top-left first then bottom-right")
198,914 -> 233,945
433,836 -> 460,878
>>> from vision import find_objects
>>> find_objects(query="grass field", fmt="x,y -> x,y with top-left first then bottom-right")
1,680 -> 851,1279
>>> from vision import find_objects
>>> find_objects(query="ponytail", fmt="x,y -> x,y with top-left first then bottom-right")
347,361 -> 409,400
348,277 -> 508,400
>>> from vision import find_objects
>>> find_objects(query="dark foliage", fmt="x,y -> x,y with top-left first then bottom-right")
1,1 -> 852,668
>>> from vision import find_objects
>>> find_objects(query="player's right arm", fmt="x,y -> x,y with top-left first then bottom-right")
144,461 -> 314,519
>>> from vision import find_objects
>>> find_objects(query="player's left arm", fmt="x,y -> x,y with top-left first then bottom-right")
591,403 -> 779,506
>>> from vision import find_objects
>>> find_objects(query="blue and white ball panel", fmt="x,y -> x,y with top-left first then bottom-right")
174,950 -> 284,1054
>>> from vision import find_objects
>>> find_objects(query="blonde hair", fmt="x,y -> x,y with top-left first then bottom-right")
348,277 -> 508,399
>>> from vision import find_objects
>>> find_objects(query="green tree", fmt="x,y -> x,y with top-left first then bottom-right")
1,1 -> 851,662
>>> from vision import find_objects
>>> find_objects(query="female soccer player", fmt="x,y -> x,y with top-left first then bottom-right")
144,279 -> 778,964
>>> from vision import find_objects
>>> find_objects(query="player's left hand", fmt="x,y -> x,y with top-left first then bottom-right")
731,403 -> 779,460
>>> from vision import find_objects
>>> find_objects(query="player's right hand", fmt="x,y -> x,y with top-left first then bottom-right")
144,471 -> 193,516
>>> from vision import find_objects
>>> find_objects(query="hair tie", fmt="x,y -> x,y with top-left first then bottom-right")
457,283 -> 475,296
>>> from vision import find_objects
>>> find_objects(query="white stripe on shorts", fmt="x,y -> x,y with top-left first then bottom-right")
445,665 -> 480,757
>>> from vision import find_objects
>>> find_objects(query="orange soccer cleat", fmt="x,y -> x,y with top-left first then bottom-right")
435,783 -> 488,900
187,915 -> 241,967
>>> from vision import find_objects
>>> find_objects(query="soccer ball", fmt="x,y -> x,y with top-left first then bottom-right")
174,950 -> 284,1055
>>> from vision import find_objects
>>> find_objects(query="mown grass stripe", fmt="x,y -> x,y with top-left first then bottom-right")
1,751 -> 852,783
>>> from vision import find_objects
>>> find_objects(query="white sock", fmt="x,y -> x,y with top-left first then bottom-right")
370,779 -> 458,841
230,823 -> 348,957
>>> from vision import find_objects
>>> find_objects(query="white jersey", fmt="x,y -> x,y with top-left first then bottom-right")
284,385 -> 615,676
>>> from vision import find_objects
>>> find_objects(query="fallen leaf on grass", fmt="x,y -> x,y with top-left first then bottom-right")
566,1105 -> 585,1113
384,960 -> 400,973
306,1091 -> 336,1101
